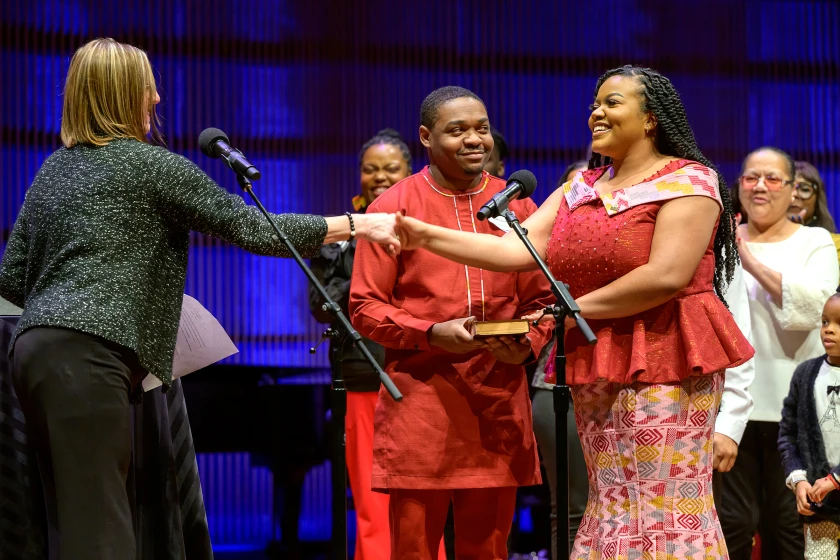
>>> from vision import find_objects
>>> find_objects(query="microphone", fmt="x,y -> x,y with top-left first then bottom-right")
198,127 -> 261,180
476,169 -> 537,221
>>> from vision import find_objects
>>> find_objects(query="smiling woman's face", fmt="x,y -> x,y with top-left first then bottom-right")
738,149 -> 793,229
359,143 -> 410,205
588,75 -> 653,161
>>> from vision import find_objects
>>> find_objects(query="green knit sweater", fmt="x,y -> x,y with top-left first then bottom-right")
0,138 -> 327,386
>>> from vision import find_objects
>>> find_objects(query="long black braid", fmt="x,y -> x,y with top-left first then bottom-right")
588,65 -> 738,304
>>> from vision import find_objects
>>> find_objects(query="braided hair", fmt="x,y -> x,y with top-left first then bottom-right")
359,128 -> 412,171
588,65 -> 738,303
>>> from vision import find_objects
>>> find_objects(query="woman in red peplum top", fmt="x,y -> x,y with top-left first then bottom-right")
394,65 -> 753,560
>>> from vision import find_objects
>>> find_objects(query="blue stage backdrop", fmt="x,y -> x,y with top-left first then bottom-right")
2,0 -> 839,365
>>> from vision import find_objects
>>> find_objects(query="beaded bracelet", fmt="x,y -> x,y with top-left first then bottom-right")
344,212 -> 356,242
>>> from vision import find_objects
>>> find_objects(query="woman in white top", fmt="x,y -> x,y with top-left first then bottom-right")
718,146 -> 840,560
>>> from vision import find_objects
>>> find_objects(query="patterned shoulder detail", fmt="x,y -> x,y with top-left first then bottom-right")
563,170 -> 600,212
601,164 -> 720,216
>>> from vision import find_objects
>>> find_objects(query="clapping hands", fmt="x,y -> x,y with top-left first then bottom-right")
788,208 -> 809,224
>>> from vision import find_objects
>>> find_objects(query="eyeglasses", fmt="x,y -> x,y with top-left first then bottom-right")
739,173 -> 793,191
793,181 -> 817,200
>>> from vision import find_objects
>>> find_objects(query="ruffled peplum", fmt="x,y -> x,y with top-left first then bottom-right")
544,289 -> 755,385
543,159 -> 755,386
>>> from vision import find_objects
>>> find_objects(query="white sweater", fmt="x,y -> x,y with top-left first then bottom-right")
745,226 -> 839,422
717,262 -> 755,443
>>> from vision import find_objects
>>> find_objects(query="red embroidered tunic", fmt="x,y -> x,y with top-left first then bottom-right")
350,167 -> 553,490
545,160 -> 754,385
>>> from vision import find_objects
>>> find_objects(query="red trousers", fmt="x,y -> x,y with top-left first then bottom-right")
346,392 -> 446,560
347,391 -> 391,560
389,487 -> 517,560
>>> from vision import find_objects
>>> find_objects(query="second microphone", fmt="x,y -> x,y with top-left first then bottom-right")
476,169 -> 538,221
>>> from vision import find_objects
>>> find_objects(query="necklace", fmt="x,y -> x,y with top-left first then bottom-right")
421,169 -> 489,197
421,170 -> 488,320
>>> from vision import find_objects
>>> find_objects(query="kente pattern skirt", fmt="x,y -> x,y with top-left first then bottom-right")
570,373 -> 728,560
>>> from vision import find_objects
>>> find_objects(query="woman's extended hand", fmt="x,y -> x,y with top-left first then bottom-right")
356,213 -> 401,255
394,212 -> 430,252
521,308 -> 575,331
521,309 -> 552,324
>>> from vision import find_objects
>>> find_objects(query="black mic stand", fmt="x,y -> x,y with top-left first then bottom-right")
234,173 -> 402,560
501,209 -> 596,560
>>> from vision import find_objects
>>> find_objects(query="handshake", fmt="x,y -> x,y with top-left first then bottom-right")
352,212 -> 428,255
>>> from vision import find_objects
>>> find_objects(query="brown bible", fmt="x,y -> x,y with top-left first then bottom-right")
471,319 -> 531,338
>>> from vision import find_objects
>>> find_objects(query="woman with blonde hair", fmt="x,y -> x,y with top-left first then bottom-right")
0,38 -> 399,559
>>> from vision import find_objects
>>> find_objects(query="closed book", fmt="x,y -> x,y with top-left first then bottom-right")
472,319 -> 530,338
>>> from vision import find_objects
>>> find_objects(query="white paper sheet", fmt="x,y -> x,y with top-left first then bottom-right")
142,295 -> 239,391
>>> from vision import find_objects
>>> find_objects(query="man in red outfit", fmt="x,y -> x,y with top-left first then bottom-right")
349,86 -> 553,560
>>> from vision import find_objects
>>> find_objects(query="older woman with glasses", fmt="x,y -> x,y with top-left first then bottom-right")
718,147 -> 840,560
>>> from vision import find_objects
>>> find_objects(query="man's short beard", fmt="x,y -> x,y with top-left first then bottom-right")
459,162 -> 485,176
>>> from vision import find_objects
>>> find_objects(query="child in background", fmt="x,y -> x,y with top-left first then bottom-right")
779,293 -> 840,558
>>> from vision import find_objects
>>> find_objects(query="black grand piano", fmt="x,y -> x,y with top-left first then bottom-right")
182,363 -> 331,559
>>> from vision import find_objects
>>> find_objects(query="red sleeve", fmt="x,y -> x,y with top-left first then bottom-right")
510,198 -> 554,359
515,268 -> 553,360
349,227 -> 436,352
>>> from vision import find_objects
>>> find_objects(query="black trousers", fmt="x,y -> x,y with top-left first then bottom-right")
12,327 -> 146,560
532,388 -> 588,560
717,420 -> 805,560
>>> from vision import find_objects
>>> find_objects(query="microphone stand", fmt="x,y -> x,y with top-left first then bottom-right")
234,173 -> 402,560
501,209 -> 596,560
